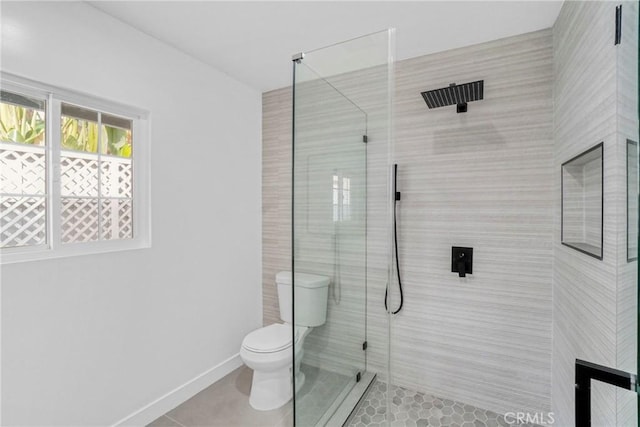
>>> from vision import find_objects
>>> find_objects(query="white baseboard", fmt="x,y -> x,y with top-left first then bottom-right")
112,353 -> 243,427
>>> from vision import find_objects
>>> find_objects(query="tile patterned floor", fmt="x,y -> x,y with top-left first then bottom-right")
149,368 -> 541,427
347,381 -> 541,427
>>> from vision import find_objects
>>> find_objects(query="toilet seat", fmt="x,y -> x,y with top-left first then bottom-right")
242,323 -> 292,353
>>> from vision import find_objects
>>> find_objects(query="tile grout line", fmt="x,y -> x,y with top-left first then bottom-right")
164,414 -> 188,427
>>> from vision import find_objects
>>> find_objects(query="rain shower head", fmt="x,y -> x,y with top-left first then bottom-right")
421,80 -> 484,113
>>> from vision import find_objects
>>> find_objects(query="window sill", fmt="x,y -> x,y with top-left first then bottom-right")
1,239 -> 151,264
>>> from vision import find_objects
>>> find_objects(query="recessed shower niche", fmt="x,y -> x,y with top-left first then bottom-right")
561,142 -> 604,259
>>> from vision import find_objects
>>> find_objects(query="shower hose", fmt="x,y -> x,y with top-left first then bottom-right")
385,163 -> 404,314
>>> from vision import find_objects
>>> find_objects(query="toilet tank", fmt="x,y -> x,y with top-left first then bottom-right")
276,271 -> 330,327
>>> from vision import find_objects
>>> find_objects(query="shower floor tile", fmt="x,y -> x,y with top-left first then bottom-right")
148,367 -> 542,427
347,381 -> 542,427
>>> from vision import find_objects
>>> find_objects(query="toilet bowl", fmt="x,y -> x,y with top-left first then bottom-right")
240,323 -> 311,410
240,271 -> 329,411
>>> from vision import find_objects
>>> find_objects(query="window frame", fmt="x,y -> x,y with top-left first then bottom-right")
1,73 -> 151,264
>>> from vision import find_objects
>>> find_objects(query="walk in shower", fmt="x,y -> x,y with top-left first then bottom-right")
288,2 -> 639,426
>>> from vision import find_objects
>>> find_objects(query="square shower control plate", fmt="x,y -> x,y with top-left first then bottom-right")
451,246 -> 473,276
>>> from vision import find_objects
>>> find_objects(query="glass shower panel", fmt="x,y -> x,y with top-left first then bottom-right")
292,29 -> 394,426
616,1 -> 639,425
292,60 -> 367,426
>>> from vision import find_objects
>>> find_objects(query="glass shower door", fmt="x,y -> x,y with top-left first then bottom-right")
291,29 -> 394,426
617,1 -> 639,425
292,58 -> 368,426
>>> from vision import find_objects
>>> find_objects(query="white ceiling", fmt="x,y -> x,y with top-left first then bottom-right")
89,1 -> 564,93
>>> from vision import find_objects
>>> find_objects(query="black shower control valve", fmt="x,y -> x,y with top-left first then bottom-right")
451,246 -> 473,277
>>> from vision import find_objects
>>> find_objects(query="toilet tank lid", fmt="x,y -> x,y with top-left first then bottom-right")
276,271 -> 330,289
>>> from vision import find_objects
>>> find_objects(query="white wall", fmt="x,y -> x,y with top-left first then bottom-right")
0,2 -> 262,425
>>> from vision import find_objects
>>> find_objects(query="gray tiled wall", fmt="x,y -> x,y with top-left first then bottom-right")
263,28 -> 555,417
616,1 -> 639,425
552,1 -> 638,426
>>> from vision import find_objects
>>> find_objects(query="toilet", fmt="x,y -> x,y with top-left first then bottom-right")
240,271 -> 330,411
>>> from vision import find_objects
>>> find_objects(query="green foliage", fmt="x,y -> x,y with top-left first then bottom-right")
0,102 -> 45,145
103,125 -> 132,157
61,116 -> 99,152
0,102 -> 132,158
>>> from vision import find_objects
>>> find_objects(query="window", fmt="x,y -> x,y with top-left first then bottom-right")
0,75 -> 149,263
332,173 -> 351,222
60,103 -> 133,243
0,92 -> 47,249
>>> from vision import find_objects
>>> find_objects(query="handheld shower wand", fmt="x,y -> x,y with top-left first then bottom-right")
385,163 -> 404,314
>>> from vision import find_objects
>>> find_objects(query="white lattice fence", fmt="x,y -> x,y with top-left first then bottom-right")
100,156 -> 133,241
1,144 -> 133,247
101,157 -> 132,198
61,198 -> 132,242
102,199 -> 133,240
60,152 -> 132,242
0,142 -> 47,248
0,197 -> 46,248
0,142 -> 46,194
61,151 -> 98,197
61,198 -> 99,243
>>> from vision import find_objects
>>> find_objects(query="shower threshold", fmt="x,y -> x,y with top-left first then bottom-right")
321,372 -> 376,427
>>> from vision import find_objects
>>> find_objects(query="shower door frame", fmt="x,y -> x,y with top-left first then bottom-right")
575,359 -> 637,426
